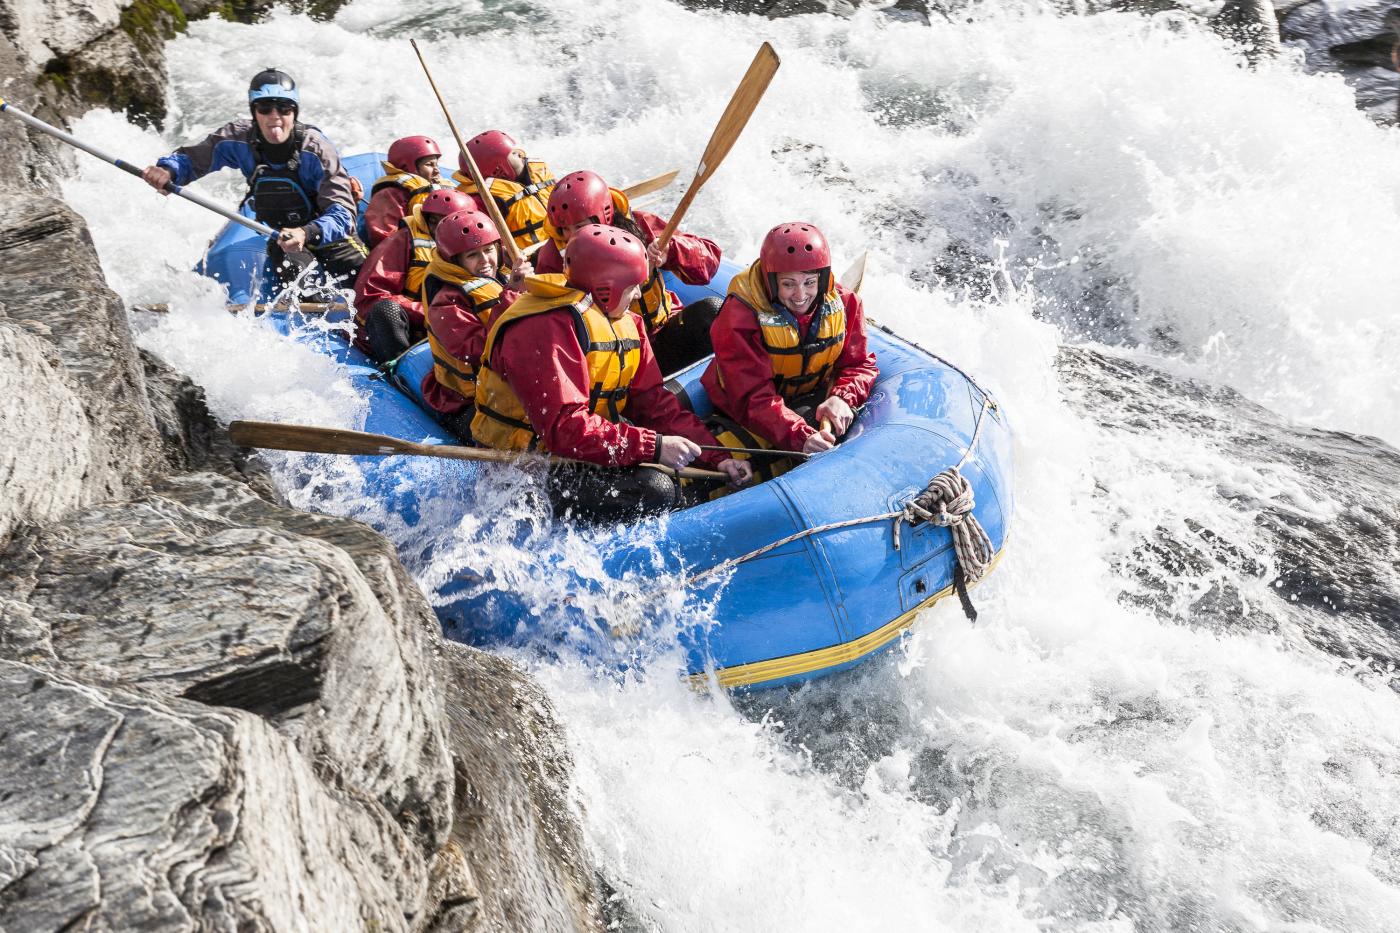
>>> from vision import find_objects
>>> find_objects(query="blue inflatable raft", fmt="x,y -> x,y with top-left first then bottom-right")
197,153 -> 1015,690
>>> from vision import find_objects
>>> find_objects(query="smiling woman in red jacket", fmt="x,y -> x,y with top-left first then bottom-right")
471,224 -> 752,522
418,209 -> 529,441
701,222 -> 878,458
351,188 -> 481,363
535,170 -> 723,377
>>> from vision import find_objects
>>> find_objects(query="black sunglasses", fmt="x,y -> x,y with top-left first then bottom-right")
253,102 -> 295,116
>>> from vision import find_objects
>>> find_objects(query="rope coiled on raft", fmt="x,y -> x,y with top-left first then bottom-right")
687,392 -> 998,622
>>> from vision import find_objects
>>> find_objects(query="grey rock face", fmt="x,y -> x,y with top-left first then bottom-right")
1281,0 -> 1400,122
0,196 -> 167,536
442,648 -> 603,932
0,321 -> 93,546
0,4 -> 603,928
0,658 -> 438,932
0,469 -> 604,930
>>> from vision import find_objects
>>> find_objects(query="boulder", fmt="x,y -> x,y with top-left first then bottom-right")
0,657 -> 456,932
0,469 -> 605,929
441,648 -> 604,932
1281,0 -> 1400,122
0,197 -> 168,523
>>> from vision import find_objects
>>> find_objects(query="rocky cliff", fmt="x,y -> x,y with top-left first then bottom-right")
0,1 -> 603,929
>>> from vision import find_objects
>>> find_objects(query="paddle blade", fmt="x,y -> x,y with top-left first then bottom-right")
620,170 -> 679,200
840,252 -> 867,295
693,42 -> 780,183
228,421 -> 419,457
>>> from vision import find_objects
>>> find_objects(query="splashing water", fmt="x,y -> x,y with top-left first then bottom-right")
66,0 -> 1400,928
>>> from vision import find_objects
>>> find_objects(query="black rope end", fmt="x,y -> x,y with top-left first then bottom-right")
953,563 -> 978,624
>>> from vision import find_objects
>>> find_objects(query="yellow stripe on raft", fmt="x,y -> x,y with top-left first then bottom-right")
690,547 -> 1006,690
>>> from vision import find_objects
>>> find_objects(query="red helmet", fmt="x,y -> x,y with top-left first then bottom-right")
565,224 -> 649,313
420,188 -> 479,219
387,135 -> 442,174
461,130 -> 518,180
547,171 -> 614,229
435,210 -> 501,258
759,222 -> 831,275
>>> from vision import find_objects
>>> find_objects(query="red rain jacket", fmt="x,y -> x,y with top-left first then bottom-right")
363,185 -> 411,248
420,281 -> 520,415
351,225 -> 425,354
490,307 -> 727,469
533,209 -> 721,319
701,284 -> 879,452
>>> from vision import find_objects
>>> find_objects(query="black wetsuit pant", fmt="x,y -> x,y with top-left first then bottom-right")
434,405 -> 476,444
267,234 -> 368,290
361,299 -> 417,364
546,463 -> 684,524
651,296 -> 722,377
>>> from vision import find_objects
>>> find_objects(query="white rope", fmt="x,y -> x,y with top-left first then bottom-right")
687,396 -> 997,591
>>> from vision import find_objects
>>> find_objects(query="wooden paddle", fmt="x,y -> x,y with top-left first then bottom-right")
227,420 -> 727,480
652,43 -> 780,256
840,251 -> 867,295
620,170 -> 679,201
698,444 -> 807,460
410,39 -> 525,268
134,301 -> 346,315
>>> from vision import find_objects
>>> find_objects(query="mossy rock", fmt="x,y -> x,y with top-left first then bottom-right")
120,0 -> 189,55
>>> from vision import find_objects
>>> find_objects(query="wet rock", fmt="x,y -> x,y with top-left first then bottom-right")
1281,0 -> 1400,122
0,469 -> 605,928
0,322 -> 92,547
1059,346 -> 1400,666
0,658 -> 439,932
0,195 -> 168,530
0,0 -> 345,128
442,648 -> 604,931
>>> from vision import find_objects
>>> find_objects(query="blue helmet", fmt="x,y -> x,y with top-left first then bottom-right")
248,68 -> 299,107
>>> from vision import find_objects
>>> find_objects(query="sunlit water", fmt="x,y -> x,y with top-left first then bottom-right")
65,1 -> 1400,928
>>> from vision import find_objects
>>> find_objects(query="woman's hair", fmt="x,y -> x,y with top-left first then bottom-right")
609,213 -> 646,241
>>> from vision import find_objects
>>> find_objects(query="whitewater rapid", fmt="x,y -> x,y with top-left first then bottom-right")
66,0 -> 1400,929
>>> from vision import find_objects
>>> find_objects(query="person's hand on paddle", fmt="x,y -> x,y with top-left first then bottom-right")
646,239 -> 667,271
718,458 -> 754,487
815,396 -> 854,435
142,165 -> 173,195
278,226 -> 309,252
507,258 -> 533,291
657,434 -> 702,470
802,426 -> 835,455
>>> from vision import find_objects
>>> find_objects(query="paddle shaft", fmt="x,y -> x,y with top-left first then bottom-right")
653,43 -> 780,256
697,445 -> 807,460
840,252 -> 867,295
619,170 -> 679,201
0,98 -> 277,238
410,40 -> 525,268
228,420 -> 726,480
135,301 -> 346,314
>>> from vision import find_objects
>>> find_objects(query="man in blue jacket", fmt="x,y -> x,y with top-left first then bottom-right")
141,68 -> 367,288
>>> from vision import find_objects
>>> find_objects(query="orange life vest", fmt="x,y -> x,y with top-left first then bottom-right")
472,275 -> 643,452
453,160 -> 555,250
727,260 -> 846,401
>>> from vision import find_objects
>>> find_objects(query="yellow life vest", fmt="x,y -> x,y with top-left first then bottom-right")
371,162 -> 438,214
421,255 -> 505,404
472,275 -> 643,452
453,160 -> 556,250
540,186 -> 674,334
399,207 -> 437,299
728,259 -> 846,401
